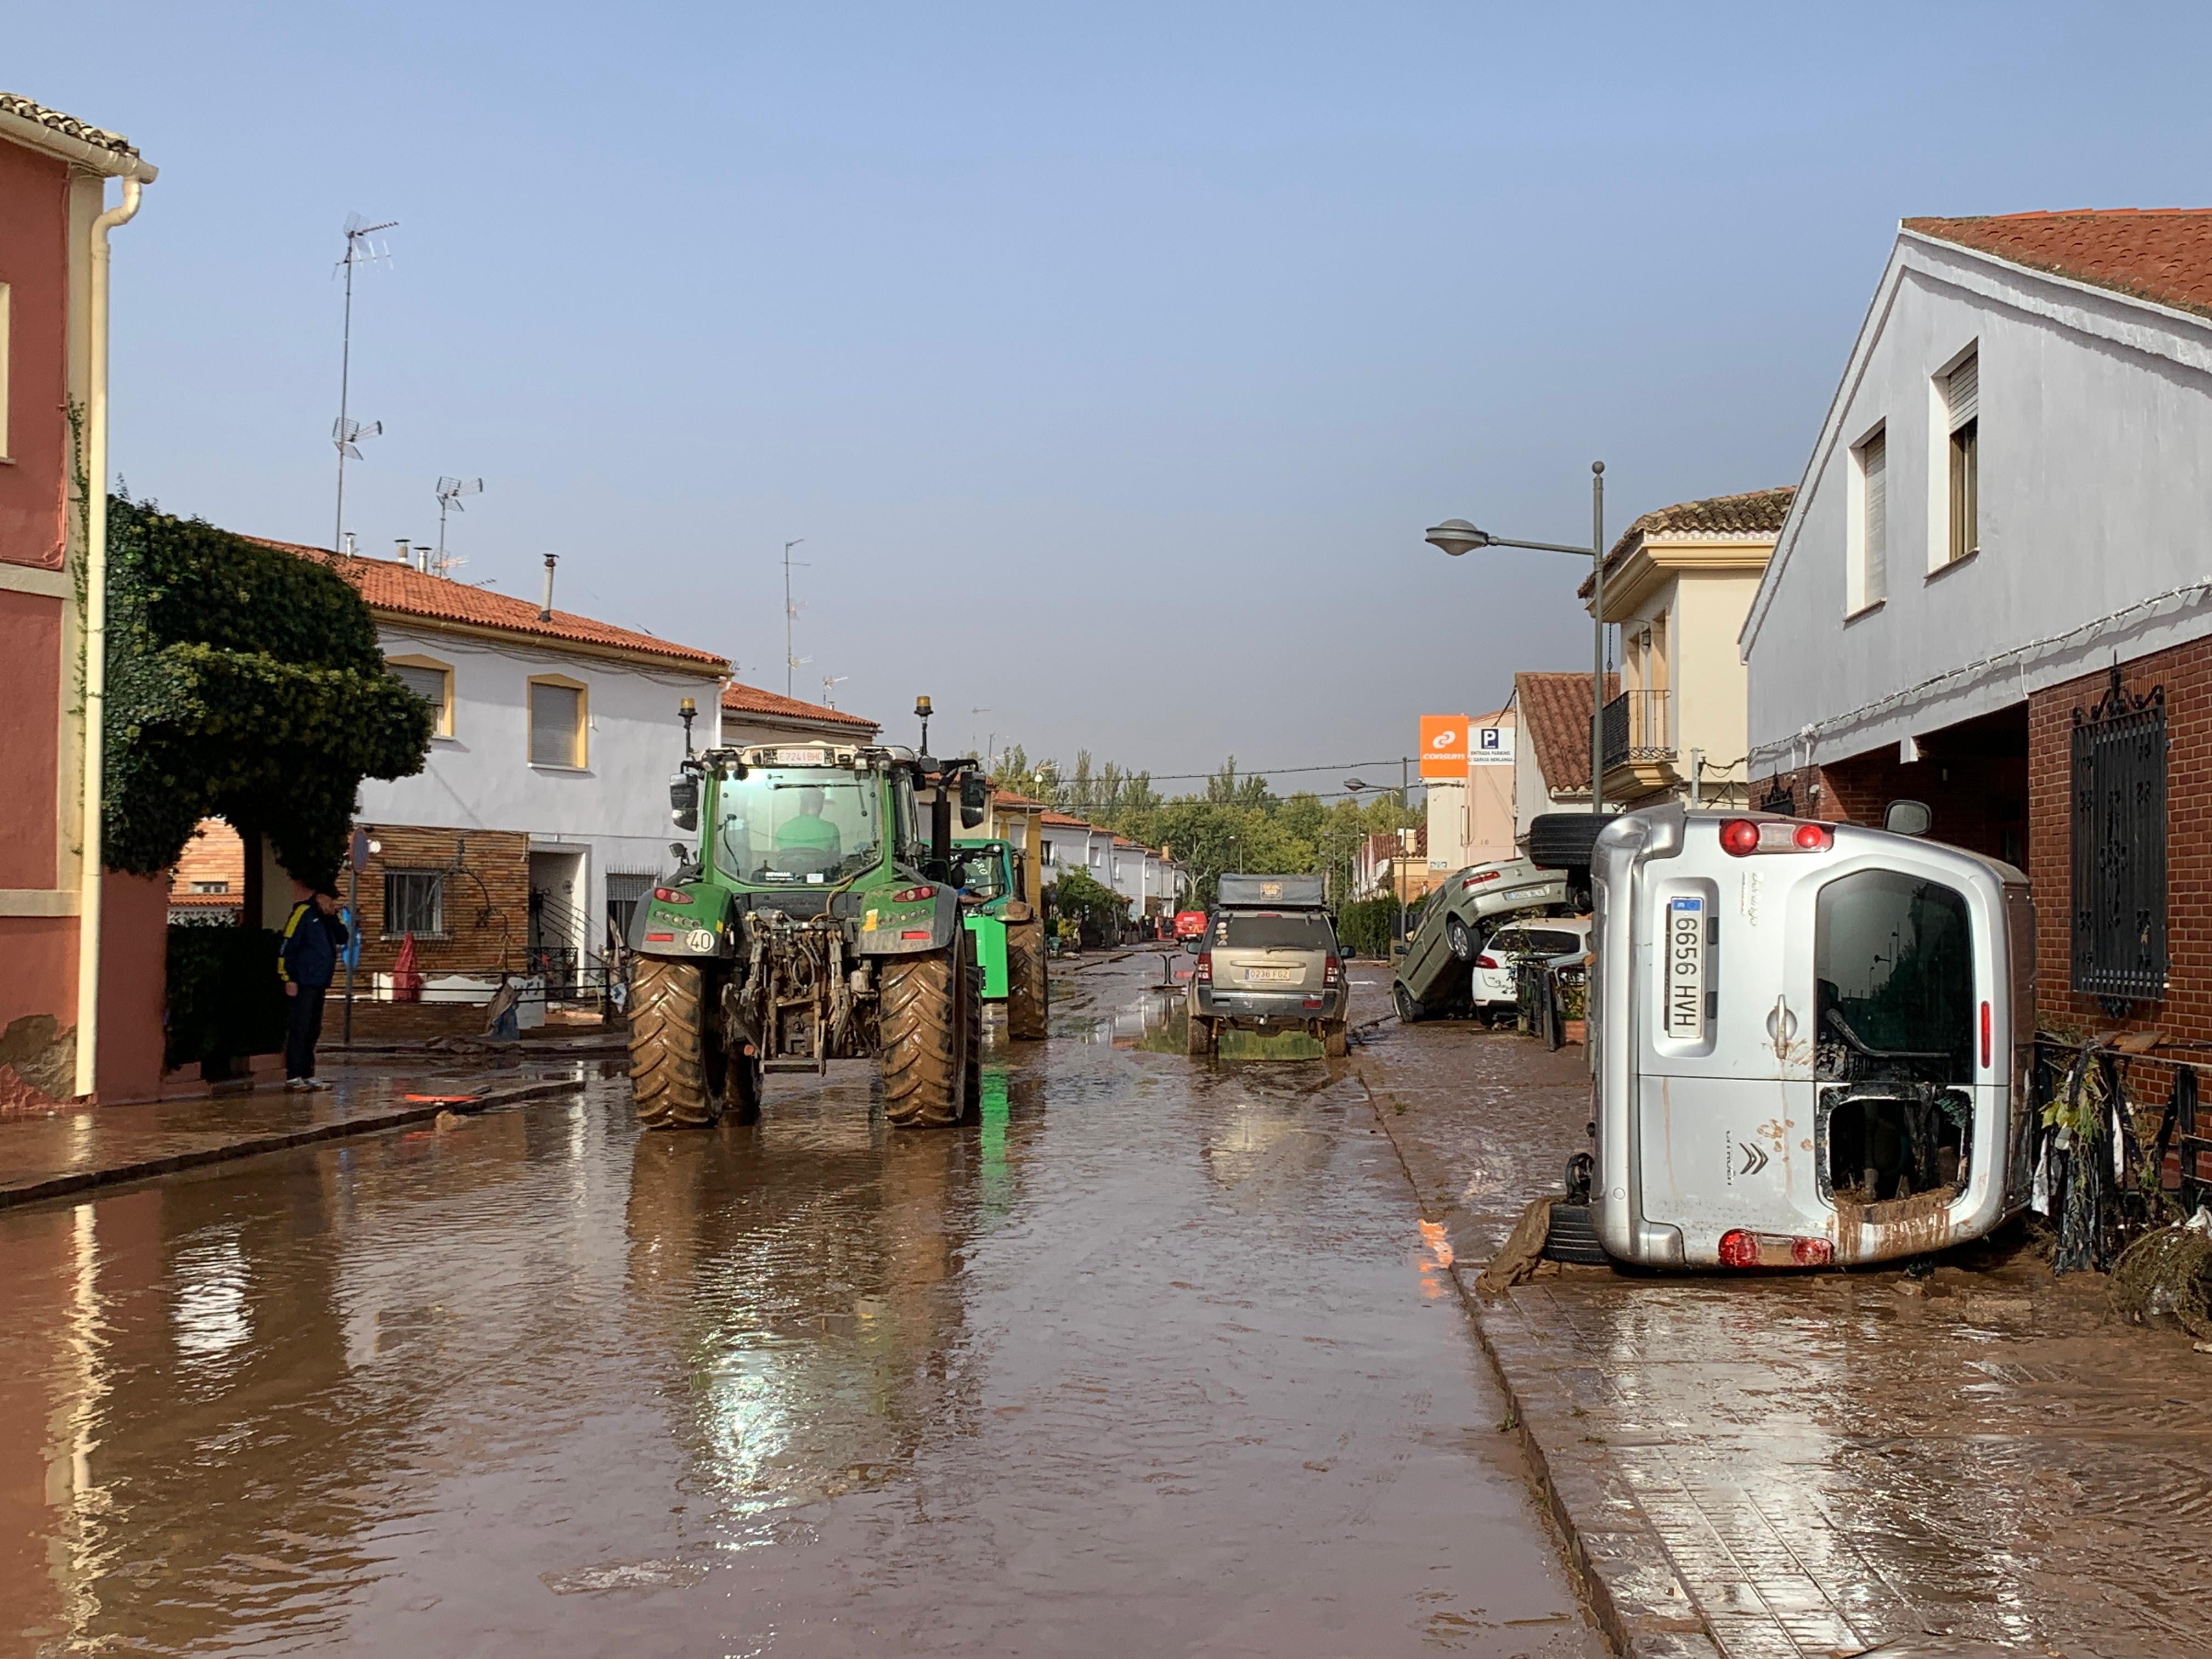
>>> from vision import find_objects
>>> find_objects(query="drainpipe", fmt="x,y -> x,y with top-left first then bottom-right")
74,175 -> 145,1100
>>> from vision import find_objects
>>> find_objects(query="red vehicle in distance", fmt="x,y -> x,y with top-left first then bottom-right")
1173,910 -> 1207,941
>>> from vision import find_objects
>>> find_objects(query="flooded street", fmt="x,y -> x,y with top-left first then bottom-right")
1,955 -> 1600,1657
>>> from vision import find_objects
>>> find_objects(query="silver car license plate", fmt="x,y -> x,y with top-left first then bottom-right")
1664,898 -> 1705,1040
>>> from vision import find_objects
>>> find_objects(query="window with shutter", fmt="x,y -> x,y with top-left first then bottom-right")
1945,351 -> 1978,564
528,679 -> 585,767
390,662 -> 450,735
1860,428 -> 1886,605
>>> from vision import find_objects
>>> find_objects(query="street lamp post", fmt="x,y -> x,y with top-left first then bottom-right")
1427,461 -> 1608,816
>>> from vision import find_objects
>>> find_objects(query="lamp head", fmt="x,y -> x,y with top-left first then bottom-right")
1424,518 -> 1492,558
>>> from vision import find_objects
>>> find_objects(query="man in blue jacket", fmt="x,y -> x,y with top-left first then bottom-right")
278,887 -> 350,1091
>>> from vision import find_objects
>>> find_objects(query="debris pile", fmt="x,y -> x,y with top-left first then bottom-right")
2109,1207 -> 2212,1339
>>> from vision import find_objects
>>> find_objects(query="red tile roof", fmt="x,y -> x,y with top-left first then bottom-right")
1041,812 -> 1096,830
1513,670 -> 1620,794
992,789 -> 1048,810
1905,208 -> 2212,321
719,680 -> 878,732
256,540 -> 729,671
1582,487 -> 1795,595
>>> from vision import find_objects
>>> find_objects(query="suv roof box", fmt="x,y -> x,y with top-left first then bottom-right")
1215,873 -> 1325,910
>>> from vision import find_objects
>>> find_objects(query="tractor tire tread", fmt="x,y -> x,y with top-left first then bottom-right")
880,950 -> 964,1128
1006,919 -> 1049,1040
628,957 -> 724,1129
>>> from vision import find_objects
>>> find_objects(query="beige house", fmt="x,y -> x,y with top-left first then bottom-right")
1578,488 -> 1794,811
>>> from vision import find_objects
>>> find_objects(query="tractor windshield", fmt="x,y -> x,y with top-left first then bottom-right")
714,768 -> 884,885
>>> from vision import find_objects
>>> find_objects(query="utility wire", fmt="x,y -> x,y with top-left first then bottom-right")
1028,757 -> 1414,783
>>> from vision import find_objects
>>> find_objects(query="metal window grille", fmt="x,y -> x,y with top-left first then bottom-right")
606,872 -> 654,950
1758,779 -> 1797,814
2070,669 -> 2166,1003
384,870 -> 444,938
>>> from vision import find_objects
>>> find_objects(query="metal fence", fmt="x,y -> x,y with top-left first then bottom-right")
1601,688 -> 1672,773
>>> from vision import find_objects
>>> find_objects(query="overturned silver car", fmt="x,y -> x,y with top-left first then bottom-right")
1585,804 -> 2036,1269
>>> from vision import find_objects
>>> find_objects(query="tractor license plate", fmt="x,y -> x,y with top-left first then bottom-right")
1245,967 -> 1298,983
1664,898 -> 1706,1040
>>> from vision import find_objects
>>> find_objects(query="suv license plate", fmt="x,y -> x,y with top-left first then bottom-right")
1246,967 -> 1299,983
1665,898 -> 1705,1040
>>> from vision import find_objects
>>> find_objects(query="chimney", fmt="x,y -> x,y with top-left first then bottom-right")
539,553 -> 558,620
394,537 -> 411,567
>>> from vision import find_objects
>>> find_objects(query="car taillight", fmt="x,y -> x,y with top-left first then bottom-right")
1719,1228 -> 1835,1269
1196,952 -> 1211,983
1718,819 -> 1833,857
1980,999 -> 1991,1069
891,885 -> 936,903
653,887 -> 692,904
1476,953 -> 1499,969
1324,955 -> 1340,986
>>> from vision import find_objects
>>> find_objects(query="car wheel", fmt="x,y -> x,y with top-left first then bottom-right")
1541,1201 -> 1610,1266
1444,915 -> 1476,962
1393,981 -> 1427,1025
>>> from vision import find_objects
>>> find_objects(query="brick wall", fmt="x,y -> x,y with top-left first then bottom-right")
347,824 -> 531,982
2029,636 -> 2212,1047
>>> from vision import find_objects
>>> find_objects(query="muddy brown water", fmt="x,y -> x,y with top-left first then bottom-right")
0,956 -> 1600,1657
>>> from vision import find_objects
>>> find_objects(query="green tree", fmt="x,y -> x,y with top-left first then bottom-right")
103,499 -> 435,885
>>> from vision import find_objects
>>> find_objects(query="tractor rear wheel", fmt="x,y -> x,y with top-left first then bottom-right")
1005,919 -> 1049,1040
629,957 -> 726,1128
881,948 -> 966,1128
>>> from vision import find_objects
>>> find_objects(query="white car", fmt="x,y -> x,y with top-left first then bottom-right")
1471,917 -> 1592,1013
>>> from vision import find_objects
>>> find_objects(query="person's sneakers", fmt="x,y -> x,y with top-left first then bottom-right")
284,1078 -> 312,1092
303,1077 -> 336,1092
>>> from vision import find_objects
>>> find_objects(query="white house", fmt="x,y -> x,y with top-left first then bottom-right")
309,544 -> 729,996
1741,207 -> 2212,1046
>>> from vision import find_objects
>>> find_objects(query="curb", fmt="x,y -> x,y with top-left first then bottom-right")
1352,1065 -> 1722,1659
0,1077 -> 589,1212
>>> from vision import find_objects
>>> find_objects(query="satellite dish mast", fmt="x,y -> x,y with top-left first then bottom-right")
434,476 -> 483,578
331,212 -> 397,561
821,674 -> 848,709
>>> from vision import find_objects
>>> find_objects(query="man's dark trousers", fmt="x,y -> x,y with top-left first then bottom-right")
285,986 -> 328,1080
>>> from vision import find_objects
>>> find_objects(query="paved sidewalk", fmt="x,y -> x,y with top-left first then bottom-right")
0,1059 -> 607,1210
1358,1017 -> 2212,1659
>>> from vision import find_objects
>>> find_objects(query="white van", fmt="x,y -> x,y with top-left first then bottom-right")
1587,805 -> 2035,1269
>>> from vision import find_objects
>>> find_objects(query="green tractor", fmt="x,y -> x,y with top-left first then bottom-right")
950,838 -> 1050,1041
626,738 -> 994,1130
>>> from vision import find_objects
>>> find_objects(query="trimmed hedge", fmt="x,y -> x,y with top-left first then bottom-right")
105,499 -> 433,885
1335,898 -> 1397,958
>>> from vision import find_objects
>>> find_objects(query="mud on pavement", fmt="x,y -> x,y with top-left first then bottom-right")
2,952 -> 1605,1658
1358,1008 -> 2212,1659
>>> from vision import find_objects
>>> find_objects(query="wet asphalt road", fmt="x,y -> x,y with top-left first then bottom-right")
0,955 -> 1601,1657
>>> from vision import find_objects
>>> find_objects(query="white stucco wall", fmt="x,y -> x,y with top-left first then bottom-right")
1744,232 -> 2212,771
358,624 -> 724,938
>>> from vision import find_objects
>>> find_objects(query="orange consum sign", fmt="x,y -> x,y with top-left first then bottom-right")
1419,715 -> 1469,778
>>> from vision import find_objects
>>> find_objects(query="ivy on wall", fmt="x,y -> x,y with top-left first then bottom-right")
104,499 -> 433,885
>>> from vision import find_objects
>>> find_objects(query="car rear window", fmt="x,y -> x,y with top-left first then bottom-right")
1217,912 -> 1334,950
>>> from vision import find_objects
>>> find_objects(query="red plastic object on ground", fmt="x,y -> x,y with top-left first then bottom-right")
391,933 -> 423,1003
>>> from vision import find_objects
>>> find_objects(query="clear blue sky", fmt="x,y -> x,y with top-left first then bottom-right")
18,3 -> 2212,780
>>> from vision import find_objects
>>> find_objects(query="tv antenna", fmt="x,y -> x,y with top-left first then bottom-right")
332,212 -> 397,559
782,537 -> 809,697
434,476 -> 483,578
821,674 -> 848,709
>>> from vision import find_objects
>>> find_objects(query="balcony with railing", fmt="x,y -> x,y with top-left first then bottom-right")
1601,688 -> 1673,778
